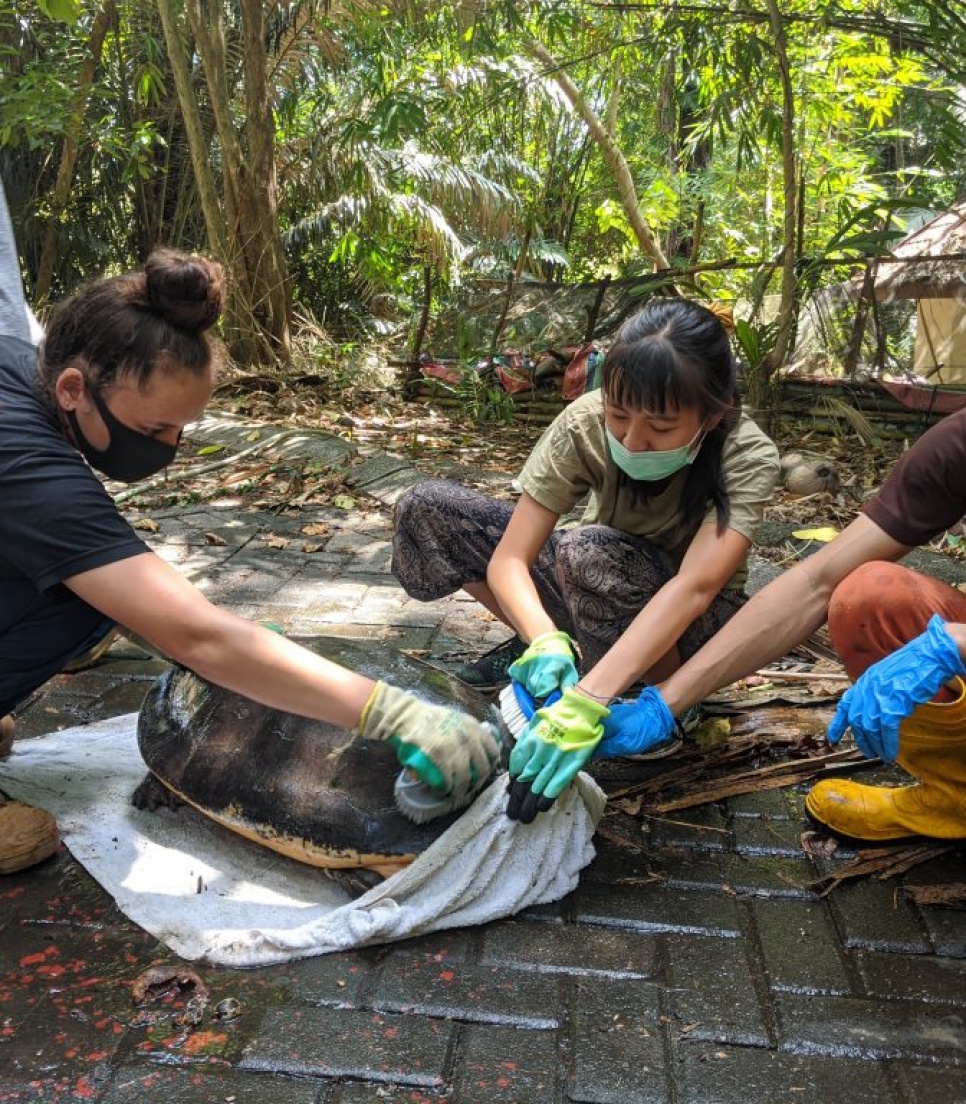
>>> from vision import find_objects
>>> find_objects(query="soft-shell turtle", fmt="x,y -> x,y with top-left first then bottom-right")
135,636 -> 504,879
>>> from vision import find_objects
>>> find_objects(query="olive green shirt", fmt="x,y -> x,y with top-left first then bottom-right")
517,391 -> 780,590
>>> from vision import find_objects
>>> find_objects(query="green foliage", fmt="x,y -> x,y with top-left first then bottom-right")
2,0 -> 965,360
453,367 -> 516,425
36,0 -> 79,22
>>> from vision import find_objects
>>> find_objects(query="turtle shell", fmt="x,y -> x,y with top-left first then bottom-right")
136,636 -> 504,872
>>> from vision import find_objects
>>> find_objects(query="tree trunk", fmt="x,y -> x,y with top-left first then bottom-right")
155,0 -> 228,263
528,40 -> 670,270
238,0 -> 292,353
404,263 -> 433,395
35,0 -> 115,303
763,0 -> 799,381
490,217 -> 534,362
181,0 -> 292,365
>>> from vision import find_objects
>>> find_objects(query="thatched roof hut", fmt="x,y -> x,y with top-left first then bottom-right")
874,200 -> 966,384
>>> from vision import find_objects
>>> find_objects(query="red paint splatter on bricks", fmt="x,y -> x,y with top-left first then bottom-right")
180,1031 -> 228,1054
73,1076 -> 96,1099
19,951 -> 50,967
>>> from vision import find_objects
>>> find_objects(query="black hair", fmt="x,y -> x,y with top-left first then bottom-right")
38,248 -> 225,401
601,297 -> 739,531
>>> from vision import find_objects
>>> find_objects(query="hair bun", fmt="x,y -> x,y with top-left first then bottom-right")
144,248 -> 225,333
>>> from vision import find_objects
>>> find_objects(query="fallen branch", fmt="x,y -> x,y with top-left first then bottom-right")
753,668 -> 850,683
811,844 -> 954,897
644,749 -> 865,814
904,882 -> 966,909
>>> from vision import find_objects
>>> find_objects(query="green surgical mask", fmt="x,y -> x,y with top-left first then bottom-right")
606,425 -> 706,482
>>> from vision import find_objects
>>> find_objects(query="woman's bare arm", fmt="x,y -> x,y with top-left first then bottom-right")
66,552 -> 374,727
658,514 -> 912,714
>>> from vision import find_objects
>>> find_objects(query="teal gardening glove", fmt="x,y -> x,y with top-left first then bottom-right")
827,614 -> 966,763
506,687 -> 609,823
507,630 -> 580,699
358,682 -> 501,803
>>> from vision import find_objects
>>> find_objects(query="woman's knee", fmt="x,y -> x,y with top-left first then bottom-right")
828,562 -> 898,628
391,479 -> 505,601
828,561 -> 939,676
393,479 -> 455,530
554,525 -> 618,576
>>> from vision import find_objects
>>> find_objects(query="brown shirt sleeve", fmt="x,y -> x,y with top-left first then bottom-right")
864,407 -> 966,547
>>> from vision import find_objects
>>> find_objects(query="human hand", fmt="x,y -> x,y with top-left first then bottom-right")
358,681 -> 501,802
507,630 -> 579,699
593,685 -> 678,759
827,614 -> 966,762
506,688 -> 609,822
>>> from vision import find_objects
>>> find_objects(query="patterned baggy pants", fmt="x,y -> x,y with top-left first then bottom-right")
392,479 -> 747,671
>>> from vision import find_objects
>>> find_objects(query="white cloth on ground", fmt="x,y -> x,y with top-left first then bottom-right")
0,714 -> 604,967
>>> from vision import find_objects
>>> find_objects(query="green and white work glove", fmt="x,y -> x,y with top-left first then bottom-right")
358,681 -> 501,803
508,630 -> 580,699
506,687 -> 609,823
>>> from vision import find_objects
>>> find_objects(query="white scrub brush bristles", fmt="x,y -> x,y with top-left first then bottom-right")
498,682 -> 563,737
393,769 -> 466,824
392,721 -> 507,825
498,682 -> 535,737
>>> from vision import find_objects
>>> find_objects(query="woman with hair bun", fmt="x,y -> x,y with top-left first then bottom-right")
0,248 -> 498,872
392,298 -> 780,821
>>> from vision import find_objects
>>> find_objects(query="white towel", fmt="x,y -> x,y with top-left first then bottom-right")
0,715 -> 604,967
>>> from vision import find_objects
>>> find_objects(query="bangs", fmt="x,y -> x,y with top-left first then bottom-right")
602,336 -> 710,415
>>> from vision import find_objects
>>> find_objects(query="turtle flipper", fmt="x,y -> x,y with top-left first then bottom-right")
131,772 -> 185,812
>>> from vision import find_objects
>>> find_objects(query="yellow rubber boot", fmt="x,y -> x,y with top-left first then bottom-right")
805,681 -> 966,843
0,799 -> 60,874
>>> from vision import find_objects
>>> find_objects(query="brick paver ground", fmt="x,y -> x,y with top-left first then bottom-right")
3,418 -> 966,1103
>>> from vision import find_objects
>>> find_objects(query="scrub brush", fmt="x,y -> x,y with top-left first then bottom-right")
393,769 -> 467,824
393,720 -> 506,825
393,683 -> 564,824
498,681 -> 562,738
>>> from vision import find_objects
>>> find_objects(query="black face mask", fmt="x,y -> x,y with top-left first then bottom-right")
66,385 -> 178,483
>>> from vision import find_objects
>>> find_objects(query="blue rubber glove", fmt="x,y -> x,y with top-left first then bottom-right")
507,630 -> 579,699
593,685 -> 678,759
827,614 -> 966,762
506,688 -> 609,822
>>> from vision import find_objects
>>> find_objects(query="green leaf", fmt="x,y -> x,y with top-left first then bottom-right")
36,0 -> 80,23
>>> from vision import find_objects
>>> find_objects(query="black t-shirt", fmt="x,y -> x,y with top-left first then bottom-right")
863,405 -> 966,547
0,335 -> 146,632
